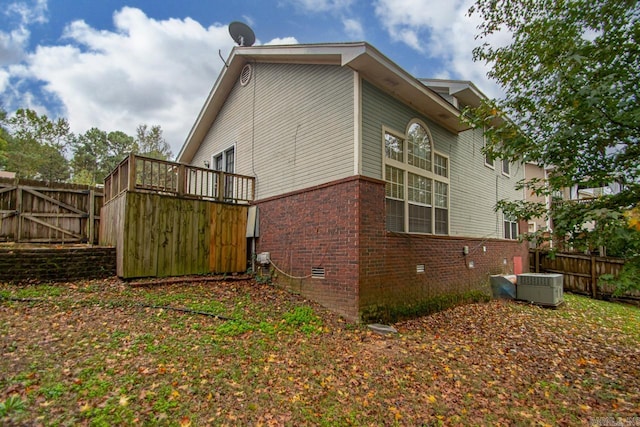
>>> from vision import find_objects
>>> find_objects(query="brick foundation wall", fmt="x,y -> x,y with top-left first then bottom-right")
0,246 -> 116,283
255,177 -> 361,321
358,178 -> 530,318
255,176 -> 529,322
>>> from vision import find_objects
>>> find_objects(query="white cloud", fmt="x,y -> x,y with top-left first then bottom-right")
343,18 -> 364,40
6,0 -> 48,25
0,0 -> 48,65
373,0 -> 507,98
15,7 -> 236,155
284,0 -> 354,13
264,37 -> 299,45
0,27 -> 30,65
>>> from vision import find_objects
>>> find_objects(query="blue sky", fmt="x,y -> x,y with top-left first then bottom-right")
0,0 -> 503,155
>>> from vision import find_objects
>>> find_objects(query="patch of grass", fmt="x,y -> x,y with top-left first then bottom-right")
215,319 -> 253,337
560,293 -> 640,341
0,395 -> 26,417
282,306 -> 322,334
1,279 -> 638,426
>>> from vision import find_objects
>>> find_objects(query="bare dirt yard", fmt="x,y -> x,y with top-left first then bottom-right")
1,277 -> 639,426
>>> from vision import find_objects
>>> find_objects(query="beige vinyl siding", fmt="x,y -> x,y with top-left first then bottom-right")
447,127 -> 524,238
361,79 -> 454,178
191,63 -> 355,200
361,80 -> 525,238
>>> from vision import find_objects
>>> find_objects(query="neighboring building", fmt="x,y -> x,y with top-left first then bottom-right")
178,42 -> 528,321
524,163 -> 553,247
0,171 -> 16,179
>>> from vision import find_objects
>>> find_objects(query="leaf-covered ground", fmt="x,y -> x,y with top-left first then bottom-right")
1,278 -> 639,426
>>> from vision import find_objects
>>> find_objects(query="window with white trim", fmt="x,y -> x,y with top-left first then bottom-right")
483,133 -> 495,168
502,158 -> 510,176
383,121 -> 449,234
504,215 -> 519,240
212,146 -> 235,199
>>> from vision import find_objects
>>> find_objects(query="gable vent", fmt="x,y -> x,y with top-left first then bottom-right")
311,267 -> 325,279
240,64 -> 252,86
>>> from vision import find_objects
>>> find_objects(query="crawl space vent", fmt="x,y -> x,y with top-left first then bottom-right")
416,264 -> 425,273
240,64 -> 252,86
311,267 -> 325,279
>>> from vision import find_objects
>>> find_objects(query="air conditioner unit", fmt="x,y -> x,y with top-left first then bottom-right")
516,273 -> 564,306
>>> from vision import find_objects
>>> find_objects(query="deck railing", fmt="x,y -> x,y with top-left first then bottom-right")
103,154 -> 255,204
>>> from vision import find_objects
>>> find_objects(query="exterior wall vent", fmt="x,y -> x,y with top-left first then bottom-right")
240,64 -> 252,86
311,267 -> 325,279
416,264 -> 425,273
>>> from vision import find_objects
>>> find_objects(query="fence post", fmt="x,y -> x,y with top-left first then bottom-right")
535,249 -> 540,273
88,189 -> 95,245
218,172 -> 225,201
16,185 -> 22,242
127,153 -> 136,192
177,164 -> 185,196
590,255 -> 597,298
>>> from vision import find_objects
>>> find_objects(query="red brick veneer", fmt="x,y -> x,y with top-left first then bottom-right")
255,176 -> 529,321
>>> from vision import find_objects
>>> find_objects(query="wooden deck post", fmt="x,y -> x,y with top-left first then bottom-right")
177,164 -> 185,196
127,153 -> 136,192
218,172 -> 225,201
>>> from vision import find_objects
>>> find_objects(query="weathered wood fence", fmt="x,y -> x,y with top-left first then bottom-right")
100,154 -> 255,279
529,250 -> 638,300
0,178 -> 102,244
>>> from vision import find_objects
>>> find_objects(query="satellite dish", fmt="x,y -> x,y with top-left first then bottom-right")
229,21 -> 255,47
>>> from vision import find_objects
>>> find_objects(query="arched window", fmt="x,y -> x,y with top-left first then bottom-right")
383,120 -> 449,234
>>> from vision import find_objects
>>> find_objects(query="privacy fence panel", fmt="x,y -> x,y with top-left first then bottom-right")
0,178 -> 102,244
100,191 -> 248,279
530,250 -> 636,300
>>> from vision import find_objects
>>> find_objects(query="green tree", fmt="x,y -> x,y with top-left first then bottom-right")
0,110 -> 10,171
70,128 -> 140,185
6,109 -> 71,182
135,124 -> 172,160
70,128 -> 109,185
466,0 -> 640,291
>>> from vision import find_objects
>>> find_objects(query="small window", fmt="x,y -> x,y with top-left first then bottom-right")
483,133 -> 494,168
504,216 -> 519,239
407,123 -> 432,172
502,158 -> 510,176
434,153 -> 448,178
385,132 -> 403,162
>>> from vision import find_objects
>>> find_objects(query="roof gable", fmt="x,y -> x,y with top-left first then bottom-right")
178,42 -> 468,163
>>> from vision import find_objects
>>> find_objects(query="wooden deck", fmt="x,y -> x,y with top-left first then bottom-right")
100,155 -> 255,279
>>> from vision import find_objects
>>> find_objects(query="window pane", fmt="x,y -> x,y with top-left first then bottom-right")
225,147 -> 235,173
434,153 -> 448,178
409,204 -> 431,233
504,221 -> 511,239
386,199 -> 404,232
385,132 -> 403,162
434,181 -> 448,208
407,123 -> 431,171
502,159 -> 510,175
435,208 -> 448,234
511,222 -> 518,239
408,173 -> 431,205
385,165 -> 404,199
